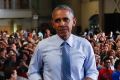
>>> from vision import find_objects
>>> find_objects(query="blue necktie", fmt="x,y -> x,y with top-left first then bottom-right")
61,42 -> 72,80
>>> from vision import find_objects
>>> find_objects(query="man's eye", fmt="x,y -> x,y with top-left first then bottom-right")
54,19 -> 61,23
54,17 -> 70,23
63,17 -> 69,22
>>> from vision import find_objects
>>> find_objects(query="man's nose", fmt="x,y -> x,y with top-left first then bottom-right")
59,20 -> 66,26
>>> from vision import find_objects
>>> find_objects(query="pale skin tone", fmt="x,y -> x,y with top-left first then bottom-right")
11,70 -> 17,80
52,9 -> 93,80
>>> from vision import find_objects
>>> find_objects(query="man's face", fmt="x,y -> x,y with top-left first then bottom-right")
52,9 -> 76,40
105,60 -> 111,68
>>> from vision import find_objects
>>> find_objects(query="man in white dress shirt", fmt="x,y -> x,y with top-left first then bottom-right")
28,5 -> 98,80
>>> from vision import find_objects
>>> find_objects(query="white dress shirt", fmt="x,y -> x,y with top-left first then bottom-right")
28,34 -> 98,80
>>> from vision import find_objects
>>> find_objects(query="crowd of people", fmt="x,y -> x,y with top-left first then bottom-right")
0,29 -> 52,80
85,31 -> 120,80
0,28 -> 120,80
0,7 -> 120,80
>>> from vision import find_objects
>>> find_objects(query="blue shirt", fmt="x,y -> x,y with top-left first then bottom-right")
112,70 -> 120,80
28,34 -> 98,80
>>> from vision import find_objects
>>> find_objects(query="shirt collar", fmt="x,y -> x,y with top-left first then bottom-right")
56,34 -> 73,47
65,34 -> 73,47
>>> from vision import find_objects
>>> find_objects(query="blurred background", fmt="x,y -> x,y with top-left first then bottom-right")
0,0 -> 120,35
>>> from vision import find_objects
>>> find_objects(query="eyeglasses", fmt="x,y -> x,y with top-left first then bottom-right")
53,17 -> 70,23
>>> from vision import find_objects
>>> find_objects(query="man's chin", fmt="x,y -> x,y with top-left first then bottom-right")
58,34 -> 70,40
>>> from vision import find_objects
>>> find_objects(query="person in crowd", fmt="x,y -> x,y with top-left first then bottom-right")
4,67 -> 17,80
4,50 -> 17,69
98,57 -> 113,80
28,5 -> 98,80
27,32 -> 35,44
38,30 -> 43,40
0,48 -> 7,79
106,49 -> 116,70
93,45 -> 100,55
17,52 -> 29,80
44,28 -> 52,38
112,59 -> 120,80
95,54 -> 103,71
100,43 -> 109,63
116,48 -> 120,59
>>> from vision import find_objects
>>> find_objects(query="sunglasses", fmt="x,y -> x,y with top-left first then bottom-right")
53,17 -> 70,23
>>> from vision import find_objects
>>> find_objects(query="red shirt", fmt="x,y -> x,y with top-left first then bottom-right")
98,68 -> 113,80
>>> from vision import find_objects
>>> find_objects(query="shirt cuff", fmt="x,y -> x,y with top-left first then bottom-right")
86,73 -> 98,80
28,73 -> 42,80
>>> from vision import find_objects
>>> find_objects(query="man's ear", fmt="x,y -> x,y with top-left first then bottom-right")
73,17 -> 77,27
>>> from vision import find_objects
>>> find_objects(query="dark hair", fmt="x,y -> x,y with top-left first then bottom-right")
4,67 -> 16,79
52,5 -> 74,18
114,59 -> 120,69
0,48 -> 5,53
103,57 -> 110,63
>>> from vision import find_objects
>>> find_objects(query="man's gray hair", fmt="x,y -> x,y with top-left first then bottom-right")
52,5 -> 74,17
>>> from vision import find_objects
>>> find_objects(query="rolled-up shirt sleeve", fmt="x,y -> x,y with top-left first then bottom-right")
27,43 -> 43,80
83,42 -> 99,80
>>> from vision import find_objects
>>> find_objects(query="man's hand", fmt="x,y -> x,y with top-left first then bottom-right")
84,77 -> 93,80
